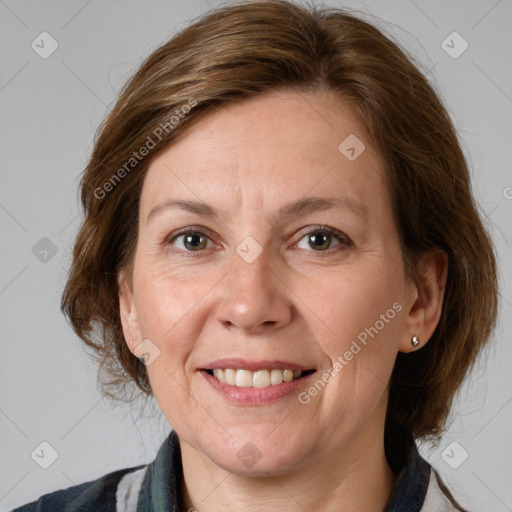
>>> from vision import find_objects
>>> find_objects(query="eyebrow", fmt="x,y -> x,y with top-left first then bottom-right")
146,195 -> 367,225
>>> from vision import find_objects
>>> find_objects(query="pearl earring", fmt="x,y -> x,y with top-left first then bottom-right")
411,335 -> 420,347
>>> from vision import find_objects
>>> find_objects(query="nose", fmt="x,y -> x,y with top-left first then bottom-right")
215,248 -> 293,334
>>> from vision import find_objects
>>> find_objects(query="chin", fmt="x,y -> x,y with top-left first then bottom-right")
214,452 -> 305,477
199,432 -> 312,477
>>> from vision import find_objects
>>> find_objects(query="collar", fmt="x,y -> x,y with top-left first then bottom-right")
136,430 -> 431,511
383,439 -> 432,511
136,429 -> 182,511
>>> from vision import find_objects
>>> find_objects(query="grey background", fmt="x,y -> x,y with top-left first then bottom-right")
1,0 -> 511,510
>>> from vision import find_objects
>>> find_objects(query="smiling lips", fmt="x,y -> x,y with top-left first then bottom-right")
210,368 -> 303,388
202,359 -> 316,390
201,360 -> 317,405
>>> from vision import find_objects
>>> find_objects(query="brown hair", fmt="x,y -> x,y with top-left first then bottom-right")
61,0 -> 498,452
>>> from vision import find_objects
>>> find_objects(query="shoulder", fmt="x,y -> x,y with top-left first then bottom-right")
421,468 -> 467,512
11,463 -> 148,512
12,430 -> 181,512
384,435 -> 467,512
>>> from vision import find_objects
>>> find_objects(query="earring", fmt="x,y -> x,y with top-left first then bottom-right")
130,339 -> 133,344
411,335 -> 420,347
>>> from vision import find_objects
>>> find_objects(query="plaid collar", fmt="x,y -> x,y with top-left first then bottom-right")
135,429 -> 183,511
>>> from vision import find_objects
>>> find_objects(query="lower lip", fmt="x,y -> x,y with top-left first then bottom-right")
200,370 -> 314,405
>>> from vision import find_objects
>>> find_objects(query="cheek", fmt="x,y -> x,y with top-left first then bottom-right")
311,263 -> 404,412
134,259 -> 209,338
319,265 -> 404,354
131,260 -> 224,396
132,269 -> 202,389
133,268 -> 204,429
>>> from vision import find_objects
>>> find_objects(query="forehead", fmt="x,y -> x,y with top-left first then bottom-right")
140,89 -> 388,218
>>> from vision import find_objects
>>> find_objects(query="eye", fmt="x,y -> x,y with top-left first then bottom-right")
295,226 -> 352,252
165,225 -> 352,256
167,228 -> 214,253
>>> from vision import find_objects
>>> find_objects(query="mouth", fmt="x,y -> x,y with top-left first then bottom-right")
199,359 -> 317,404
203,368 -> 316,388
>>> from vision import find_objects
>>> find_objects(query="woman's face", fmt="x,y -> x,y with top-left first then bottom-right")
119,89 -> 420,474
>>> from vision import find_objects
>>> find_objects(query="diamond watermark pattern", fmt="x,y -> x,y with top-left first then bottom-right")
32,237 -> 58,263
236,441 -> 263,468
441,441 -> 469,469
338,134 -> 366,161
133,338 -> 161,366
31,441 -> 59,469
441,32 -> 468,59
236,236 -> 263,264
31,32 -> 59,59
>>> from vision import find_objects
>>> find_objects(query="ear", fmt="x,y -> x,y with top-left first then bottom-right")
399,248 -> 449,353
118,268 -> 142,356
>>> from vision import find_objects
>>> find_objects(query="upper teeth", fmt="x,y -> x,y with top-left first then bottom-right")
212,368 -> 303,388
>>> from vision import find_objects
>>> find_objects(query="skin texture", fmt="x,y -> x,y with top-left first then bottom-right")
118,89 -> 448,511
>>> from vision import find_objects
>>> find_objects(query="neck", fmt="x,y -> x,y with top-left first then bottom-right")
179,405 -> 396,511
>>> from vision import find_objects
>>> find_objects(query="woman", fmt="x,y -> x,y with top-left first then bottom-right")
14,0 -> 498,510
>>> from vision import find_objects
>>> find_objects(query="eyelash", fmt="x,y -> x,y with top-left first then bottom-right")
165,225 -> 352,257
